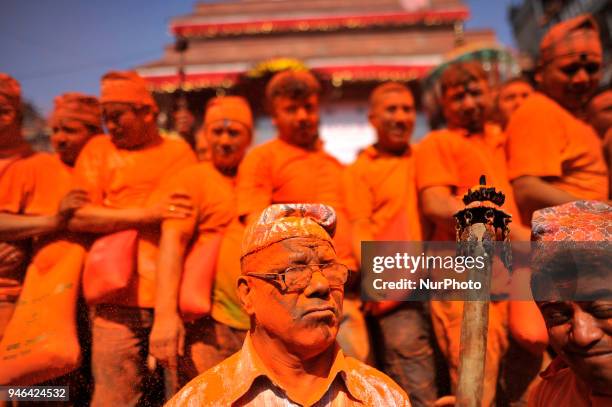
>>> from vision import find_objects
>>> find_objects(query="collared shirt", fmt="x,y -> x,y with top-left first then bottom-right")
166,334 -> 411,406
528,357 -> 612,407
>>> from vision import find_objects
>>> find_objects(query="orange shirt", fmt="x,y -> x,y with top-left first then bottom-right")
415,124 -> 521,240
0,152 -> 71,298
203,170 -> 250,330
236,138 -> 356,270
506,92 -> 608,200
529,357 -> 611,407
0,152 -> 70,216
343,145 -> 422,241
166,334 -> 411,406
154,161 -> 239,324
73,135 -> 196,307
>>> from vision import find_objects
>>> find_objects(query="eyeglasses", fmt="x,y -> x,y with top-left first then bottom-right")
246,263 -> 349,293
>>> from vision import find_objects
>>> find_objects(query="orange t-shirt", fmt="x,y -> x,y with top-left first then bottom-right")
0,153 -> 72,297
506,92 -> 608,200
202,170 -> 250,330
236,138 -> 356,270
343,145 -> 423,241
0,152 -> 71,216
154,161 -> 237,321
529,357 -> 611,407
73,135 -> 196,307
415,124 -> 521,240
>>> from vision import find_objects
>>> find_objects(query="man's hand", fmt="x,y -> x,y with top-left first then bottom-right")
148,192 -> 194,223
0,242 -> 26,275
149,312 -> 185,369
58,189 -> 90,221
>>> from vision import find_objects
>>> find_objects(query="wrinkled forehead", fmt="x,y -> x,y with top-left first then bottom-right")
548,50 -> 602,68
443,79 -> 488,98
372,90 -> 414,109
532,248 -> 612,301
206,119 -> 250,132
0,94 -> 14,109
500,81 -> 533,95
102,102 -> 137,114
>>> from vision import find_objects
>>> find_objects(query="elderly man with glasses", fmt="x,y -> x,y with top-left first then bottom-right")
166,203 -> 411,406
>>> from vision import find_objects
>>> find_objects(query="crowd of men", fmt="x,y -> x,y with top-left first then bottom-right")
0,12 -> 610,407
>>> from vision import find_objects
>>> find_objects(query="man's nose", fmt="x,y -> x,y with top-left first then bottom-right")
219,131 -> 232,145
572,67 -> 590,85
570,308 -> 603,348
304,270 -> 331,297
462,94 -> 477,110
296,107 -> 308,121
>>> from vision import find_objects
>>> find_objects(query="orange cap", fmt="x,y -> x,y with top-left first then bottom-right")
100,70 -> 156,108
241,203 -> 336,260
204,96 -> 253,130
539,14 -> 602,64
0,73 -> 21,110
50,92 -> 102,129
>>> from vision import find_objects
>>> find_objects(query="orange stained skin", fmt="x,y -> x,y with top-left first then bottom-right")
537,52 -> 602,112
416,124 -> 523,238
72,135 -> 196,307
51,118 -> 96,167
272,94 -> 320,150
537,299 -> 612,396
506,92 -> 608,201
204,120 -> 251,177
441,79 -> 491,134
173,106 -> 195,136
0,94 -> 24,153
237,237 -> 344,404
239,237 -> 343,359
498,81 -> 533,126
369,90 -> 416,155
102,102 -> 160,150
587,90 -> 612,138
236,138 -> 356,270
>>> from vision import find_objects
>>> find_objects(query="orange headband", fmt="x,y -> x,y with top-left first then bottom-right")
50,92 -> 102,129
539,14 -> 602,64
204,96 -> 253,130
100,70 -> 156,109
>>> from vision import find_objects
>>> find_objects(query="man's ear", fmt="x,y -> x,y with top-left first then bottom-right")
141,106 -> 157,124
534,67 -> 543,86
237,276 -> 255,316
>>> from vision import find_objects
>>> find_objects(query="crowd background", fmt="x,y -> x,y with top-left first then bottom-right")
0,1 -> 611,407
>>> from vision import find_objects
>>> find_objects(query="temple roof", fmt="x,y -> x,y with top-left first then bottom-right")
136,0 -> 495,92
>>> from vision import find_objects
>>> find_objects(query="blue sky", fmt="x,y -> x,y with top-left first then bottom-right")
0,0 -> 517,115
